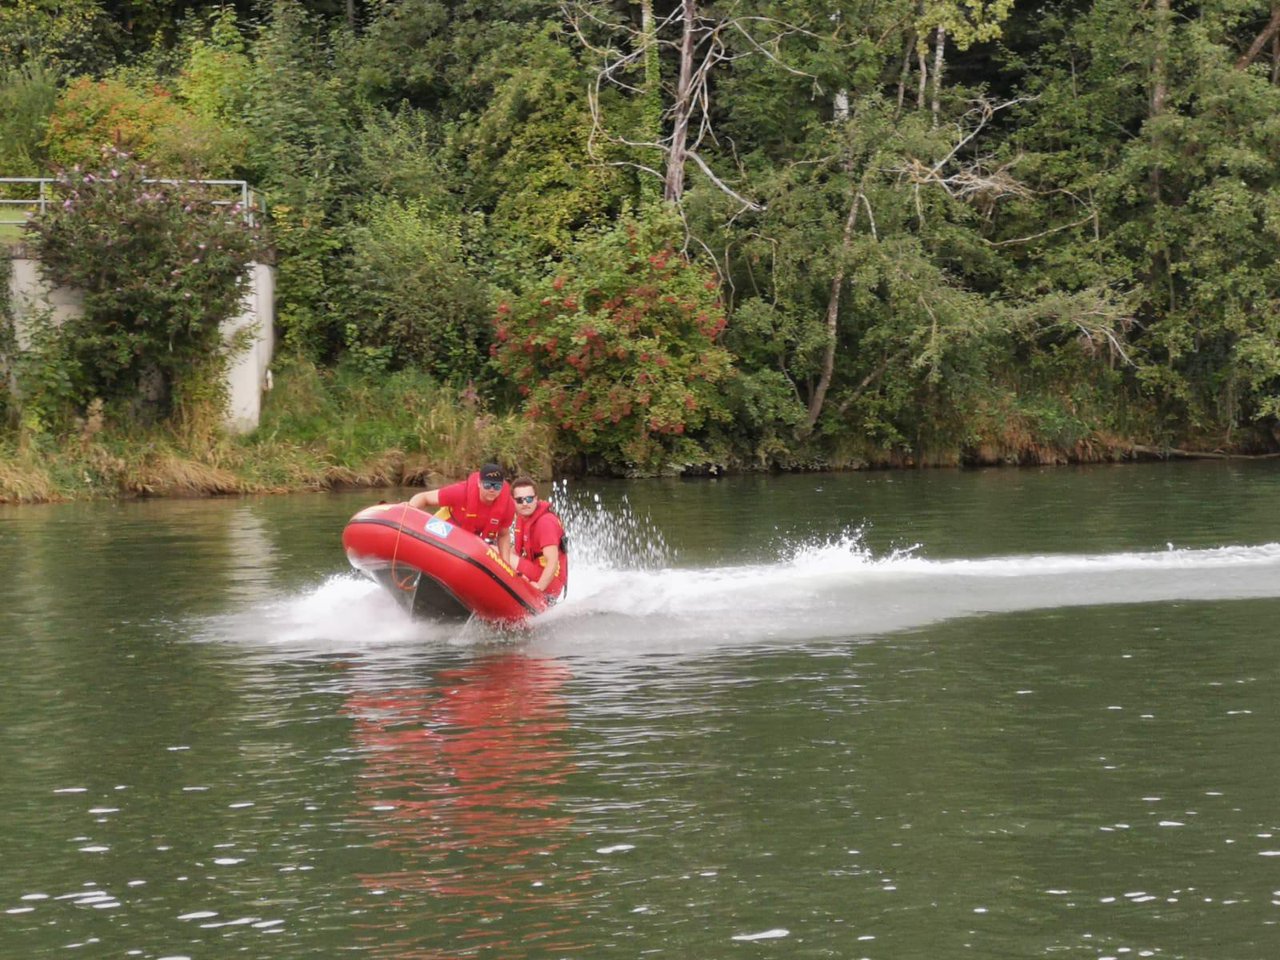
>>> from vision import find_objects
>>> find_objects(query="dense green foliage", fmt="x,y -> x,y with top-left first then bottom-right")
493,209 -> 732,470
340,196 -> 493,380
4,0 -> 1280,478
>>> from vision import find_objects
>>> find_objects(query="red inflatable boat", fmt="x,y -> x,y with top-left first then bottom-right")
342,503 -> 549,625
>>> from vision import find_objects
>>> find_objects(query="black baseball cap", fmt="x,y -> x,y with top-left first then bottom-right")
479,463 -> 504,484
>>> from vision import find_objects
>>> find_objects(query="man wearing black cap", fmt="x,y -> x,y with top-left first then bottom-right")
408,462 -> 516,565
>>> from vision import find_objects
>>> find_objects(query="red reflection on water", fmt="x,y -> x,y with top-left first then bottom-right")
345,653 -> 589,957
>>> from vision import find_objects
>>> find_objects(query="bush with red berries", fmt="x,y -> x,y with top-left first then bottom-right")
492,211 -> 732,471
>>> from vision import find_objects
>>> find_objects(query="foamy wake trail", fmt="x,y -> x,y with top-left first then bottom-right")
198,573 -> 497,657
529,538 -> 1280,654
200,489 -> 1280,660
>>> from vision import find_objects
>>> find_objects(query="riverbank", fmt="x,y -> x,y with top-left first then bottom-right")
1,431 -> 1270,505
0,360 -> 553,503
5,359 -> 1277,504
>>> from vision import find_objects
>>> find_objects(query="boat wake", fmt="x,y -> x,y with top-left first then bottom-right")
204,527 -> 1280,661
528,535 -> 1280,653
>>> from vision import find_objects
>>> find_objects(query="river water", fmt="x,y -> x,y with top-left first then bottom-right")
3,463 -> 1280,959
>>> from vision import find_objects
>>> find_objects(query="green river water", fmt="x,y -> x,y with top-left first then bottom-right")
2,463 -> 1280,959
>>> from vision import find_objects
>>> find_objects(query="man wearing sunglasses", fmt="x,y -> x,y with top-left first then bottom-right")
511,477 -> 568,601
409,462 -> 516,566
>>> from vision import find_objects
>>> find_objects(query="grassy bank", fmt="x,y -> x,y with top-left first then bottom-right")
4,357 -> 1271,505
0,360 -> 553,504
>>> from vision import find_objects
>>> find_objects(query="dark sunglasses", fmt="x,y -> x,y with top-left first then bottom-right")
513,495 -> 536,504
481,479 -> 503,491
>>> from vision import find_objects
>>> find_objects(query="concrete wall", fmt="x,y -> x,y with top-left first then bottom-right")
3,247 -> 275,433
223,261 -> 276,433
7,253 -> 83,351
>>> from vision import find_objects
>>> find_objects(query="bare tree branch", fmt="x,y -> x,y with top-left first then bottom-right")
728,19 -> 820,82
983,213 -> 1096,247
1236,5 -> 1280,70
834,350 -> 911,418
571,0 -> 822,212
891,96 -> 1040,227
929,97 -> 1034,180
686,150 -> 765,213
859,191 -> 879,240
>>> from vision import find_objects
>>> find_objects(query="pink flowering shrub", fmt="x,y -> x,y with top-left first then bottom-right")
27,149 -> 260,422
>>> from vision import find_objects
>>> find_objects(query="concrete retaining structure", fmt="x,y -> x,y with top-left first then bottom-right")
3,245 -> 275,433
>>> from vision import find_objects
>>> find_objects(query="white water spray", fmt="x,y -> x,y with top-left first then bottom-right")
529,525 -> 1280,655
548,481 -> 674,571
204,488 -> 1280,660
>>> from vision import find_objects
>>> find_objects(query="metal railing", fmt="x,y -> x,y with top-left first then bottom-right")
0,177 -> 265,229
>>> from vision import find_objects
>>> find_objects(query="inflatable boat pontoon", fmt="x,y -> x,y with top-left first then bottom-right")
343,503 -> 549,625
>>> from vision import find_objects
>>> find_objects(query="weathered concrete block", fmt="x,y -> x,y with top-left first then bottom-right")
7,248 -> 83,351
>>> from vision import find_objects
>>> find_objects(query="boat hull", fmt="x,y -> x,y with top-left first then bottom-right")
343,503 -> 548,625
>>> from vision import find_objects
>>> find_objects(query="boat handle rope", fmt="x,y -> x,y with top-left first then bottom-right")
391,502 -> 415,591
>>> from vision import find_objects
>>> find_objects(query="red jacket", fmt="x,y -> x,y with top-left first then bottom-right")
514,502 -> 568,597
436,472 -> 515,542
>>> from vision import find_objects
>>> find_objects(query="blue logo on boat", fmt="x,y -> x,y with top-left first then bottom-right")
425,517 -> 453,538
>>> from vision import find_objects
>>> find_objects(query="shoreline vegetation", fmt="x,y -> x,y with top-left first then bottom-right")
1,359 -> 556,504
1,353 -> 1275,505
5,3 -> 1280,504
5,424 -> 1278,506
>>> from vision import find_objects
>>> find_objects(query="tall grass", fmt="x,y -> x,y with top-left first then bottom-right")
0,359 -> 553,502
0,442 -> 58,503
249,358 -> 553,485
0,62 -> 58,177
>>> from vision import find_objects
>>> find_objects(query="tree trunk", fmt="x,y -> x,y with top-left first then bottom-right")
916,43 -> 928,110
1149,0 -> 1171,202
895,31 -> 914,116
931,28 -> 947,127
1151,0 -> 1170,117
803,190 -> 861,435
911,0 -> 926,111
663,0 -> 697,203
1273,7 -> 1280,83
1147,0 -> 1174,313
640,0 -> 659,129
639,0 -> 663,203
